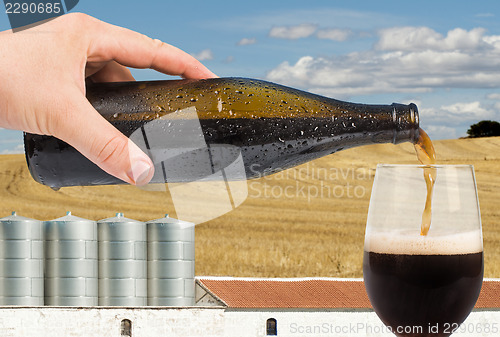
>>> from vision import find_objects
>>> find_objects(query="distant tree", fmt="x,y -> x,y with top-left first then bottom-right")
466,120 -> 500,138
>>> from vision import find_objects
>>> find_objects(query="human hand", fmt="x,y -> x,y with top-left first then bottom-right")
0,13 -> 216,186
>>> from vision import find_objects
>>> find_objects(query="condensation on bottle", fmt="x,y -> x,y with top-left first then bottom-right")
24,77 -> 419,188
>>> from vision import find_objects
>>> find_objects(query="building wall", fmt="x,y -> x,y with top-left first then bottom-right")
0,307 -> 227,337
0,307 -> 497,337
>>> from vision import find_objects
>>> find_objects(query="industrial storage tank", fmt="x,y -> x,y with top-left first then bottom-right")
44,212 -> 98,306
147,215 -> 195,306
98,213 -> 147,306
0,212 -> 43,305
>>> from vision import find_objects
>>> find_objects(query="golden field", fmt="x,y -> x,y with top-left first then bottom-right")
0,136 -> 499,278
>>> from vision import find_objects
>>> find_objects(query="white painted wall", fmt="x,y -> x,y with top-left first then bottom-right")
0,307 -> 497,337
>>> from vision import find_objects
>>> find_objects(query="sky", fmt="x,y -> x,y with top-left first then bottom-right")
1,0 -> 500,153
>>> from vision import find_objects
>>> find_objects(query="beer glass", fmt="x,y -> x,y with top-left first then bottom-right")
363,165 -> 483,337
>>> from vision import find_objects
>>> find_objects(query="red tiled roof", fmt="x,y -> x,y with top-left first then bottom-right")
198,278 -> 371,308
197,278 -> 500,309
476,280 -> 500,308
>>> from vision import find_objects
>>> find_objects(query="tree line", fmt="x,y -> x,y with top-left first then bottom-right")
467,120 -> 500,138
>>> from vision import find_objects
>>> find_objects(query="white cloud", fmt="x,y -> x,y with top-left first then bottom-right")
420,101 -> 498,128
269,24 -> 317,39
486,93 -> 500,100
266,53 -> 432,97
376,27 -> 489,51
237,37 -> 257,46
266,27 -> 500,97
192,49 -> 214,61
440,101 -> 495,119
316,28 -> 352,41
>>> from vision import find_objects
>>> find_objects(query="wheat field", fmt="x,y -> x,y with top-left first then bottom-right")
0,136 -> 499,278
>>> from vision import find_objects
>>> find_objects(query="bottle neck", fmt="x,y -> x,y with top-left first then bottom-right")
321,99 -> 420,146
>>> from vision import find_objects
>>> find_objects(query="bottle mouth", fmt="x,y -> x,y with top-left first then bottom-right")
409,103 -> 420,144
391,102 -> 420,144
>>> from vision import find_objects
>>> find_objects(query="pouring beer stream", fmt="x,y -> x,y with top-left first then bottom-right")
414,128 -> 437,236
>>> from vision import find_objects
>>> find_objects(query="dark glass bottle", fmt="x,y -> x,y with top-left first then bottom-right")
24,77 -> 419,188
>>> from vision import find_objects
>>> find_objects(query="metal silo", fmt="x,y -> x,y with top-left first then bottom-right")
98,213 -> 147,306
0,212 -> 43,305
147,215 -> 195,306
44,212 -> 98,306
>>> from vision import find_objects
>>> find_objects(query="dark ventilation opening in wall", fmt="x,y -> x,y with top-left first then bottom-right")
266,318 -> 277,336
121,319 -> 132,336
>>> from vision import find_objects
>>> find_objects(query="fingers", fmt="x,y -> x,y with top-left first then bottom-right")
37,13 -> 217,187
86,17 -> 217,79
88,61 -> 135,83
55,92 -> 154,186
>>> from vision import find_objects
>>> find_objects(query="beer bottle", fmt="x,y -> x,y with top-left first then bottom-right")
24,77 -> 419,188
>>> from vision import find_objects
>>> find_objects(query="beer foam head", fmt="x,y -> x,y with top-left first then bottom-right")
364,229 -> 483,255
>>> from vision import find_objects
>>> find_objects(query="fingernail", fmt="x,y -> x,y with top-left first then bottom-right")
127,139 -> 154,185
128,160 -> 153,186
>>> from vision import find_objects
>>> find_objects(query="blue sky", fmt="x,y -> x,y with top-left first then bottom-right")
1,0 -> 500,153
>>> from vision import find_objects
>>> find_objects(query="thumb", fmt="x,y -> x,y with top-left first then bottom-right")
55,95 -> 154,186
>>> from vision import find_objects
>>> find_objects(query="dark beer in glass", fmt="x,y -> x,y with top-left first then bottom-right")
363,165 -> 483,337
